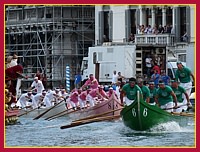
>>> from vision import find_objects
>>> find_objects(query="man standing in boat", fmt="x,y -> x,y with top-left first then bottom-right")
121,77 -> 142,106
82,74 -> 99,90
175,61 -> 195,105
29,77 -> 45,94
170,80 -> 191,112
155,80 -> 178,112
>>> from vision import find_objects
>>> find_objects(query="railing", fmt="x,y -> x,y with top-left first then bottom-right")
135,34 -> 175,46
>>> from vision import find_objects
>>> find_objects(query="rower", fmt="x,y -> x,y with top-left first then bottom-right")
82,74 -> 99,90
32,90 -> 47,108
171,80 -> 191,112
78,88 -> 88,109
137,78 -> 150,103
155,80 -> 178,112
121,77 -> 142,106
17,91 -> 34,109
107,87 -> 118,99
86,85 -> 108,107
148,81 -> 157,105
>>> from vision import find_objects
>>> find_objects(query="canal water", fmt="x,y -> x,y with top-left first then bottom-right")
5,116 -> 195,147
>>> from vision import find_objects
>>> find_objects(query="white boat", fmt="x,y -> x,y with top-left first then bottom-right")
18,101 -> 67,118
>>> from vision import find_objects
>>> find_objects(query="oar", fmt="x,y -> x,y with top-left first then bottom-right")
162,104 -> 188,110
45,107 -> 74,120
60,115 -> 120,129
47,107 -> 81,121
33,99 -> 65,120
171,112 -> 194,117
18,106 -> 41,117
72,107 -> 123,123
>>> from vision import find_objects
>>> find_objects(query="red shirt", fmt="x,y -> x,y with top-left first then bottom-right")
70,92 -> 78,103
152,65 -> 160,74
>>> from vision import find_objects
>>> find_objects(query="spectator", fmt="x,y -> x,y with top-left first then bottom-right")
112,70 -> 118,85
74,72 -> 82,88
35,70 -> 42,80
181,31 -> 189,42
152,63 -> 161,75
160,71 -> 170,85
151,70 -> 160,88
128,33 -> 135,42
158,24 -> 164,34
145,54 -> 152,78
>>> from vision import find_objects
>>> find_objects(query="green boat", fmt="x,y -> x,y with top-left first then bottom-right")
120,93 -> 192,131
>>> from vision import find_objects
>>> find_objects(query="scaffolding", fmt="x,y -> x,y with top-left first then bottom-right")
5,5 -> 95,90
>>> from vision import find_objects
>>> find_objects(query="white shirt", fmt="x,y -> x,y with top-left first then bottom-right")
112,74 -> 118,84
31,80 -> 45,94
33,93 -> 45,102
145,58 -> 152,68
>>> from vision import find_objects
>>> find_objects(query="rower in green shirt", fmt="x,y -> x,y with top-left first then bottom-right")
121,77 -> 142,106
155,80 -> 178,112
175,61 -> 195,103
148,81 -> 157,105
137,78 -> 150,103
171,80 -> 191,112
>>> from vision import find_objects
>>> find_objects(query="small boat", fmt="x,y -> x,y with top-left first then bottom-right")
120,92 -> 192,131
18,101 -> 67,118
65,93 -> 123,121
5,109 -> 20,125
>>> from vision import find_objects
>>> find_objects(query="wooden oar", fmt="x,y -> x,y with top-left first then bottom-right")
171,112 -> 194,117
162,104 -> 188,110
72,107 -> 123,123
18,106 -> 41,117
60,115 -> 120,129
33,99 -> 65,120
47,107 -> 81,121
45,107 -> 74,120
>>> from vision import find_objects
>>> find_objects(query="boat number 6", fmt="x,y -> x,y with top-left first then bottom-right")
132,108 -> 136,117
143,108 -> 148,117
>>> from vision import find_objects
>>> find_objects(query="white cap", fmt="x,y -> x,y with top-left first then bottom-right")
34,77 -> 38,80
42,90 -> 47,94
55,88 -> 60,92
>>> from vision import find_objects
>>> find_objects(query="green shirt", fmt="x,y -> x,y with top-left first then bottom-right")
149,88 -> 157,103
122,84 -> 142,100
140,85 -> 150,101
172,86 -> 186,103
175,67 -> 192,83
156,85 -> 173,106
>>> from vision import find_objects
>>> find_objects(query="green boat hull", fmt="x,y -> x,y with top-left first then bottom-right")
120,98 -> 180,131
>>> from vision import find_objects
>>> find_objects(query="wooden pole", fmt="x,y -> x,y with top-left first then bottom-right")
33,99 -> 65,120
60,115 -> 120,129
18,106 -> 40,117
72,107 -> 123,123
47,108 -> 81,121
171,112 -> 194,117
45,107 -> 73,120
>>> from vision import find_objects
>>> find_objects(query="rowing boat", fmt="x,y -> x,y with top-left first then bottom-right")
65,93 -> 123,121
18,101 -> 67,118
120,92 -> 193,131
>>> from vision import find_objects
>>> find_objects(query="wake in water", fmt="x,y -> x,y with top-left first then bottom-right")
149,121 -> 195,133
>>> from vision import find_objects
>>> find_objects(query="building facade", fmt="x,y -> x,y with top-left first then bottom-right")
5,5 -> 95,89
94,5 -> 195,77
